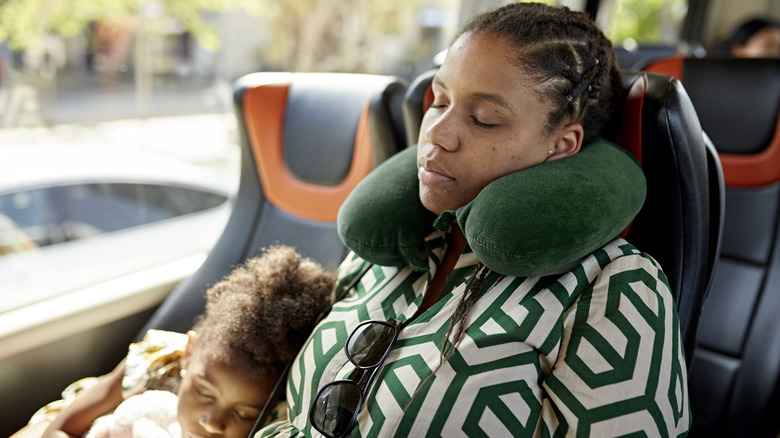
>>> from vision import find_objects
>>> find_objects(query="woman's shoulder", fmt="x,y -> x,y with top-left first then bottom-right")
543,238 -> 670,308
546,239 -> 689,436
542,238 -> 663,285
601,238 -> 665,277
575,238 -> 675,319
587,238 -> 663,275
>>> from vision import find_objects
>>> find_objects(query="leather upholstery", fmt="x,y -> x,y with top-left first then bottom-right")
647,57 -> 780,438
618,71 -> 724,366
402,68 -> 724,368
139,72 -> 408,336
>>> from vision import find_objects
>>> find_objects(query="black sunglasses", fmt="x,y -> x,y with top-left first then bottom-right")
309,318 -> 402,438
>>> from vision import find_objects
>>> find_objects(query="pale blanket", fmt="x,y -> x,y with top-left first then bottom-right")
85,390 -> 180,438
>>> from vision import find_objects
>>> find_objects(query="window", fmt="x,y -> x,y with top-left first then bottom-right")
0,188 -> 58,248
0,182 -> 228,252
599,0 -> 688,48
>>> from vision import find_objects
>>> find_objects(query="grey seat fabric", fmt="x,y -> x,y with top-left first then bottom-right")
403,68 -> 724,370
138,72 -> 408,337
647,57 -> 780,438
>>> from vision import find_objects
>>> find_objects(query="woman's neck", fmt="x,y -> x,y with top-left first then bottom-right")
412,224 -> 468,320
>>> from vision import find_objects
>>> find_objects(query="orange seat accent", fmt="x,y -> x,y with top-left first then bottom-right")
645,57 -> 684,81
615,74 -> 647,238
615,74 -> 646,165
423,85 -> 434,113
719,112 -> 780,188
647,58 -> 780,188
243,83 -> 374,222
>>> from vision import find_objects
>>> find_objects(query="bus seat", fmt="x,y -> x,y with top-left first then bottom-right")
614,70 -> 724,370
613,43 -> 706,71
646,57 -> 780,437
402,68 -> 724,369
139,72 -> 408,336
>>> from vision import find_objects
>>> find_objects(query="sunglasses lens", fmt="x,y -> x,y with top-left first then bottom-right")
311,381 -> 362,437
347,322 -> 397,368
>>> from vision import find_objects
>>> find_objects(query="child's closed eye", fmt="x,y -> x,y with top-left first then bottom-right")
194,383 -> 214,400
234,409 -> 259,422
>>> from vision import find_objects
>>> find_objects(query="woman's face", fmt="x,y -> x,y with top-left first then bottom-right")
177,337 -> 275,438
417,33 -> 582,215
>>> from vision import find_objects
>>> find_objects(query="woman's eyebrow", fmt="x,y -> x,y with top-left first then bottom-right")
432,75 -> 515,114
469,91 -> 515,114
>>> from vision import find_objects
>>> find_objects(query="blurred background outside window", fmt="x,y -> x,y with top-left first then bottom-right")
0,0 -> 469,312
0,0 -> 464,129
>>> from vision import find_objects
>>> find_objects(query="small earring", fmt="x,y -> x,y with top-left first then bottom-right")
548,150 -> 554,155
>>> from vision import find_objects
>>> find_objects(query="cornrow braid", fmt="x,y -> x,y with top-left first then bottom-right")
458,2 -> 622,144
404,262 -> 502,413
440,262 -> 492,362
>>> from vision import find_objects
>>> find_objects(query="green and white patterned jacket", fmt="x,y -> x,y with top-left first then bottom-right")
258,232 -> 690,437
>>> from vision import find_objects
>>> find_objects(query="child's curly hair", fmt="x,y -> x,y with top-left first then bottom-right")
191,245 -> 334,376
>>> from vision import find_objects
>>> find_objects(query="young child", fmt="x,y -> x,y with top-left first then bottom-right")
14,245 -> 334,438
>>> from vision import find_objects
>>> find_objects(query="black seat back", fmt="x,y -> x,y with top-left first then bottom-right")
647,57 -> 780,437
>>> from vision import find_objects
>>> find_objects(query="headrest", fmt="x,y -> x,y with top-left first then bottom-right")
647,58 -> 780,187
337,139 -> 646,277
236,72 -> 405,221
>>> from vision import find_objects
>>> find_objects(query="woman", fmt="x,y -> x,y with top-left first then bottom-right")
259,3 -> 690,437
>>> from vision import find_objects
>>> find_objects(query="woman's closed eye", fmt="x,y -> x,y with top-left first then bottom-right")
428,104 -> 496,129
471,115 -> 496,129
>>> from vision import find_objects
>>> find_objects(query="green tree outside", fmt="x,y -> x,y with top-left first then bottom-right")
0,0 -> 429,74
604,0 -> 688,45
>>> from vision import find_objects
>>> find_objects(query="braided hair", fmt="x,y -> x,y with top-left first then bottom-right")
457,2 -> 622,145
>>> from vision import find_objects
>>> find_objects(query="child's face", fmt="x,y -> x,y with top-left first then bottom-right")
177,346 -> 275,438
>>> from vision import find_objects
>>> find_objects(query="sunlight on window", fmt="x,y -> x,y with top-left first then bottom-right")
604,0 -> 688,45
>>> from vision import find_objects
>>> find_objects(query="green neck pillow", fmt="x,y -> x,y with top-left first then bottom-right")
337,139 -> 646,277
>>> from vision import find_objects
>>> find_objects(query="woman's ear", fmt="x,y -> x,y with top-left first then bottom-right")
184,330 -> 198,359
546,123 -> 583,162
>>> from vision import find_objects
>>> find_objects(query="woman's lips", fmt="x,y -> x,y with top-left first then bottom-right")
418,163 -> 455,186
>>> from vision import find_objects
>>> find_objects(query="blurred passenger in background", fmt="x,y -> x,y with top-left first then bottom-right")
718,18 -> 780,58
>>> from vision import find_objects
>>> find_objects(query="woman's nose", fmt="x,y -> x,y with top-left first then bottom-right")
423,110 -> 460,151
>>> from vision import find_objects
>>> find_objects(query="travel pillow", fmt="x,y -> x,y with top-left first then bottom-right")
337,139 -> 646,277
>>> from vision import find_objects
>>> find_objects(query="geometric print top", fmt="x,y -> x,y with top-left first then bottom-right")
257,231 -> 690,437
